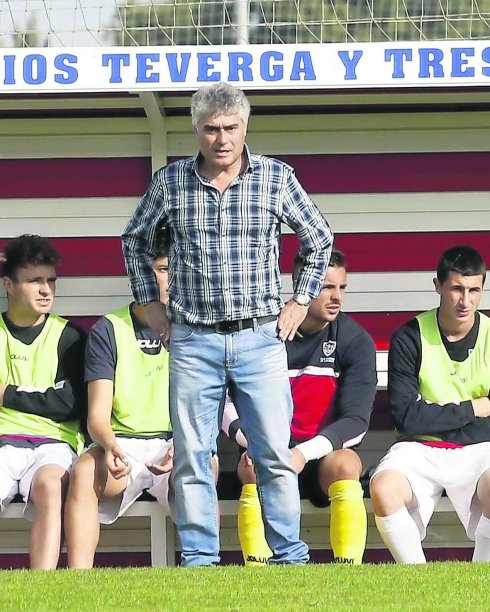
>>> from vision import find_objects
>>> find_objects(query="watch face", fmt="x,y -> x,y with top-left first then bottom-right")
294,294 -> 310,306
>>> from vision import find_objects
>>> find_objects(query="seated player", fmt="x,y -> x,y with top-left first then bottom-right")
0,235 -> 85,569
64,231 -> 175,568
370,245 -> 490,563
225,249 -> 377,565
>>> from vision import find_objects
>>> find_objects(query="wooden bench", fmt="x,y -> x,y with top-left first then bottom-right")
0,498 -> 176,568
0,349 -> 470,567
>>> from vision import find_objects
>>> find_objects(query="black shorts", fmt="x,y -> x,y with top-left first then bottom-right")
298,458 -> 330,508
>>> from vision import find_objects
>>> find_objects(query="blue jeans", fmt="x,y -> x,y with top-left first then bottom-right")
169,319 -> 309,566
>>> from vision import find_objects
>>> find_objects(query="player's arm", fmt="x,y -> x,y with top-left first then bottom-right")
295,327 -> 377,463
85,319 -> 130,478
87,378 -> 130,479
389,320 -> 477,436
1,324 -> 86,422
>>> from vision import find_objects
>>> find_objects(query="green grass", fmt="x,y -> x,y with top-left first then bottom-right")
1,563 -> 490,611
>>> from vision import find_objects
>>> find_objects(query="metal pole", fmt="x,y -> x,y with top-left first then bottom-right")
235,0 -> 249,44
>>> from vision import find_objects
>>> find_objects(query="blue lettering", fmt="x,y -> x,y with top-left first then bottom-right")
290,51 -> 315,81
451,47 -> 475,77
338,50 -> 362,80
228,52 -> 253,81
419,48 -> 444,78
166,53 -> 191,82
385,49 -> 412,78
54,54 -> 78,84
3,55 -> 15,84
261,51 -> 283,81
197,53 -> 220,82
102,54 -> 130,83
23,54 -> 46,85
136,53 -> 159,83
482,47 -> 490,76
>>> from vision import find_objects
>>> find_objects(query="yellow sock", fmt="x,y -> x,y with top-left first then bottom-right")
328,479 -> 367,565
238,484 -> 273,567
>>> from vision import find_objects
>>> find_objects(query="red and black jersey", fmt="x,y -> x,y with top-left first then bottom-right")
288,312 -> 377,450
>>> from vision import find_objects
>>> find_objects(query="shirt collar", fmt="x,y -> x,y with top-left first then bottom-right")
191,143 -> 254,179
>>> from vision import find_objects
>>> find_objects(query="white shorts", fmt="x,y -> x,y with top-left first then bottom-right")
90,437 -> 173,525
371,441 -> 490,540
0,442 -> 77,520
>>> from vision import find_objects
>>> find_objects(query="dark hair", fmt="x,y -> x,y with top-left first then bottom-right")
437,246 -> 486,285
1,234 -> 60,279
293,248 -> 346,282
153,225 -> 171,260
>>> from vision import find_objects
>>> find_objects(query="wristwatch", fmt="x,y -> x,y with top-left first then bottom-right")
292,293 -> 311,307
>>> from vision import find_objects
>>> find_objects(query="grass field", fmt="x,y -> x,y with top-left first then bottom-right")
1,563 -> 490,611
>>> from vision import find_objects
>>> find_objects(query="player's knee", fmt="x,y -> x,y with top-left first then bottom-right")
68,455 -> 97,498
322,449 -> 362,482
370,470 -> 408,516
31,470 -> 67,509
477,469 -> 490,512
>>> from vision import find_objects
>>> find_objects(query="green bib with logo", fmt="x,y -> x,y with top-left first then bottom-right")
414,309 -> 490,442
0,314 -> 84,453
105,306 -> 171,436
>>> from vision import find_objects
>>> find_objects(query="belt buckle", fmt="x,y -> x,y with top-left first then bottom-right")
215,319 -> 243,334
215,320 -> 232,334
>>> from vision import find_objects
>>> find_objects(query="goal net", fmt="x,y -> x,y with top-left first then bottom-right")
1,0 -> 489,47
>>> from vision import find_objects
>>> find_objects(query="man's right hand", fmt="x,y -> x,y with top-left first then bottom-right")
143,301 -> 171,345
105,445 -> 131,479
472,397 -> 490,418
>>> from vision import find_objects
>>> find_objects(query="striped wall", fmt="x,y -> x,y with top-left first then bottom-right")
1,110 -> 489,336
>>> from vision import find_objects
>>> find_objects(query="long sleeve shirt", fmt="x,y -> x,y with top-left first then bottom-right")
223,313 -> 377,454
388,312 -> 490,445
122,147 -> 333,325
0,313 -> 86,446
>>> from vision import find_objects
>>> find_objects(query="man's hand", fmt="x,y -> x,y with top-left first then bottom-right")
105,444 -> 131,479
291,447 -> 307,474
277,299 -> 309,342
472,397 -> 490,418
146,445 -> 174,475
144,301 -> 171,345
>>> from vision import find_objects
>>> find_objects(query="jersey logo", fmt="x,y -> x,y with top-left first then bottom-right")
137,339 -> 161,349
322,341 -> 336,357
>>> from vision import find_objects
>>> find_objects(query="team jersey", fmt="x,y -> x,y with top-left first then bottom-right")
85,304 -> 171,437
288,312 -> 376,449
224,312 -> 377,451
0,313 -> 86,453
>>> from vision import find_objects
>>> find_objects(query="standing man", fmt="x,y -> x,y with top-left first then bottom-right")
0,234 -> 85,569
228,250 -> 377,565
122,82 -> 333,566
370,246 -> 490,563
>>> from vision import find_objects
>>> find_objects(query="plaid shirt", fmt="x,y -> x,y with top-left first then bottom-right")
122,147 -> 333,326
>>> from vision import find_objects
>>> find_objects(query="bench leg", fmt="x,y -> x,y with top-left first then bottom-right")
149,505 -> 168,567
165,517 -> 176,567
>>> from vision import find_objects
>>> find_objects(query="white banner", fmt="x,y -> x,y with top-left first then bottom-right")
1,41 -> 490,93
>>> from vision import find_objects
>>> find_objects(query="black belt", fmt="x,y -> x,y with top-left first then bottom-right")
207,315 -> 277,334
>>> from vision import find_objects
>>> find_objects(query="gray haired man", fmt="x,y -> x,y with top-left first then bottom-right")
122,82 -> 333,566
